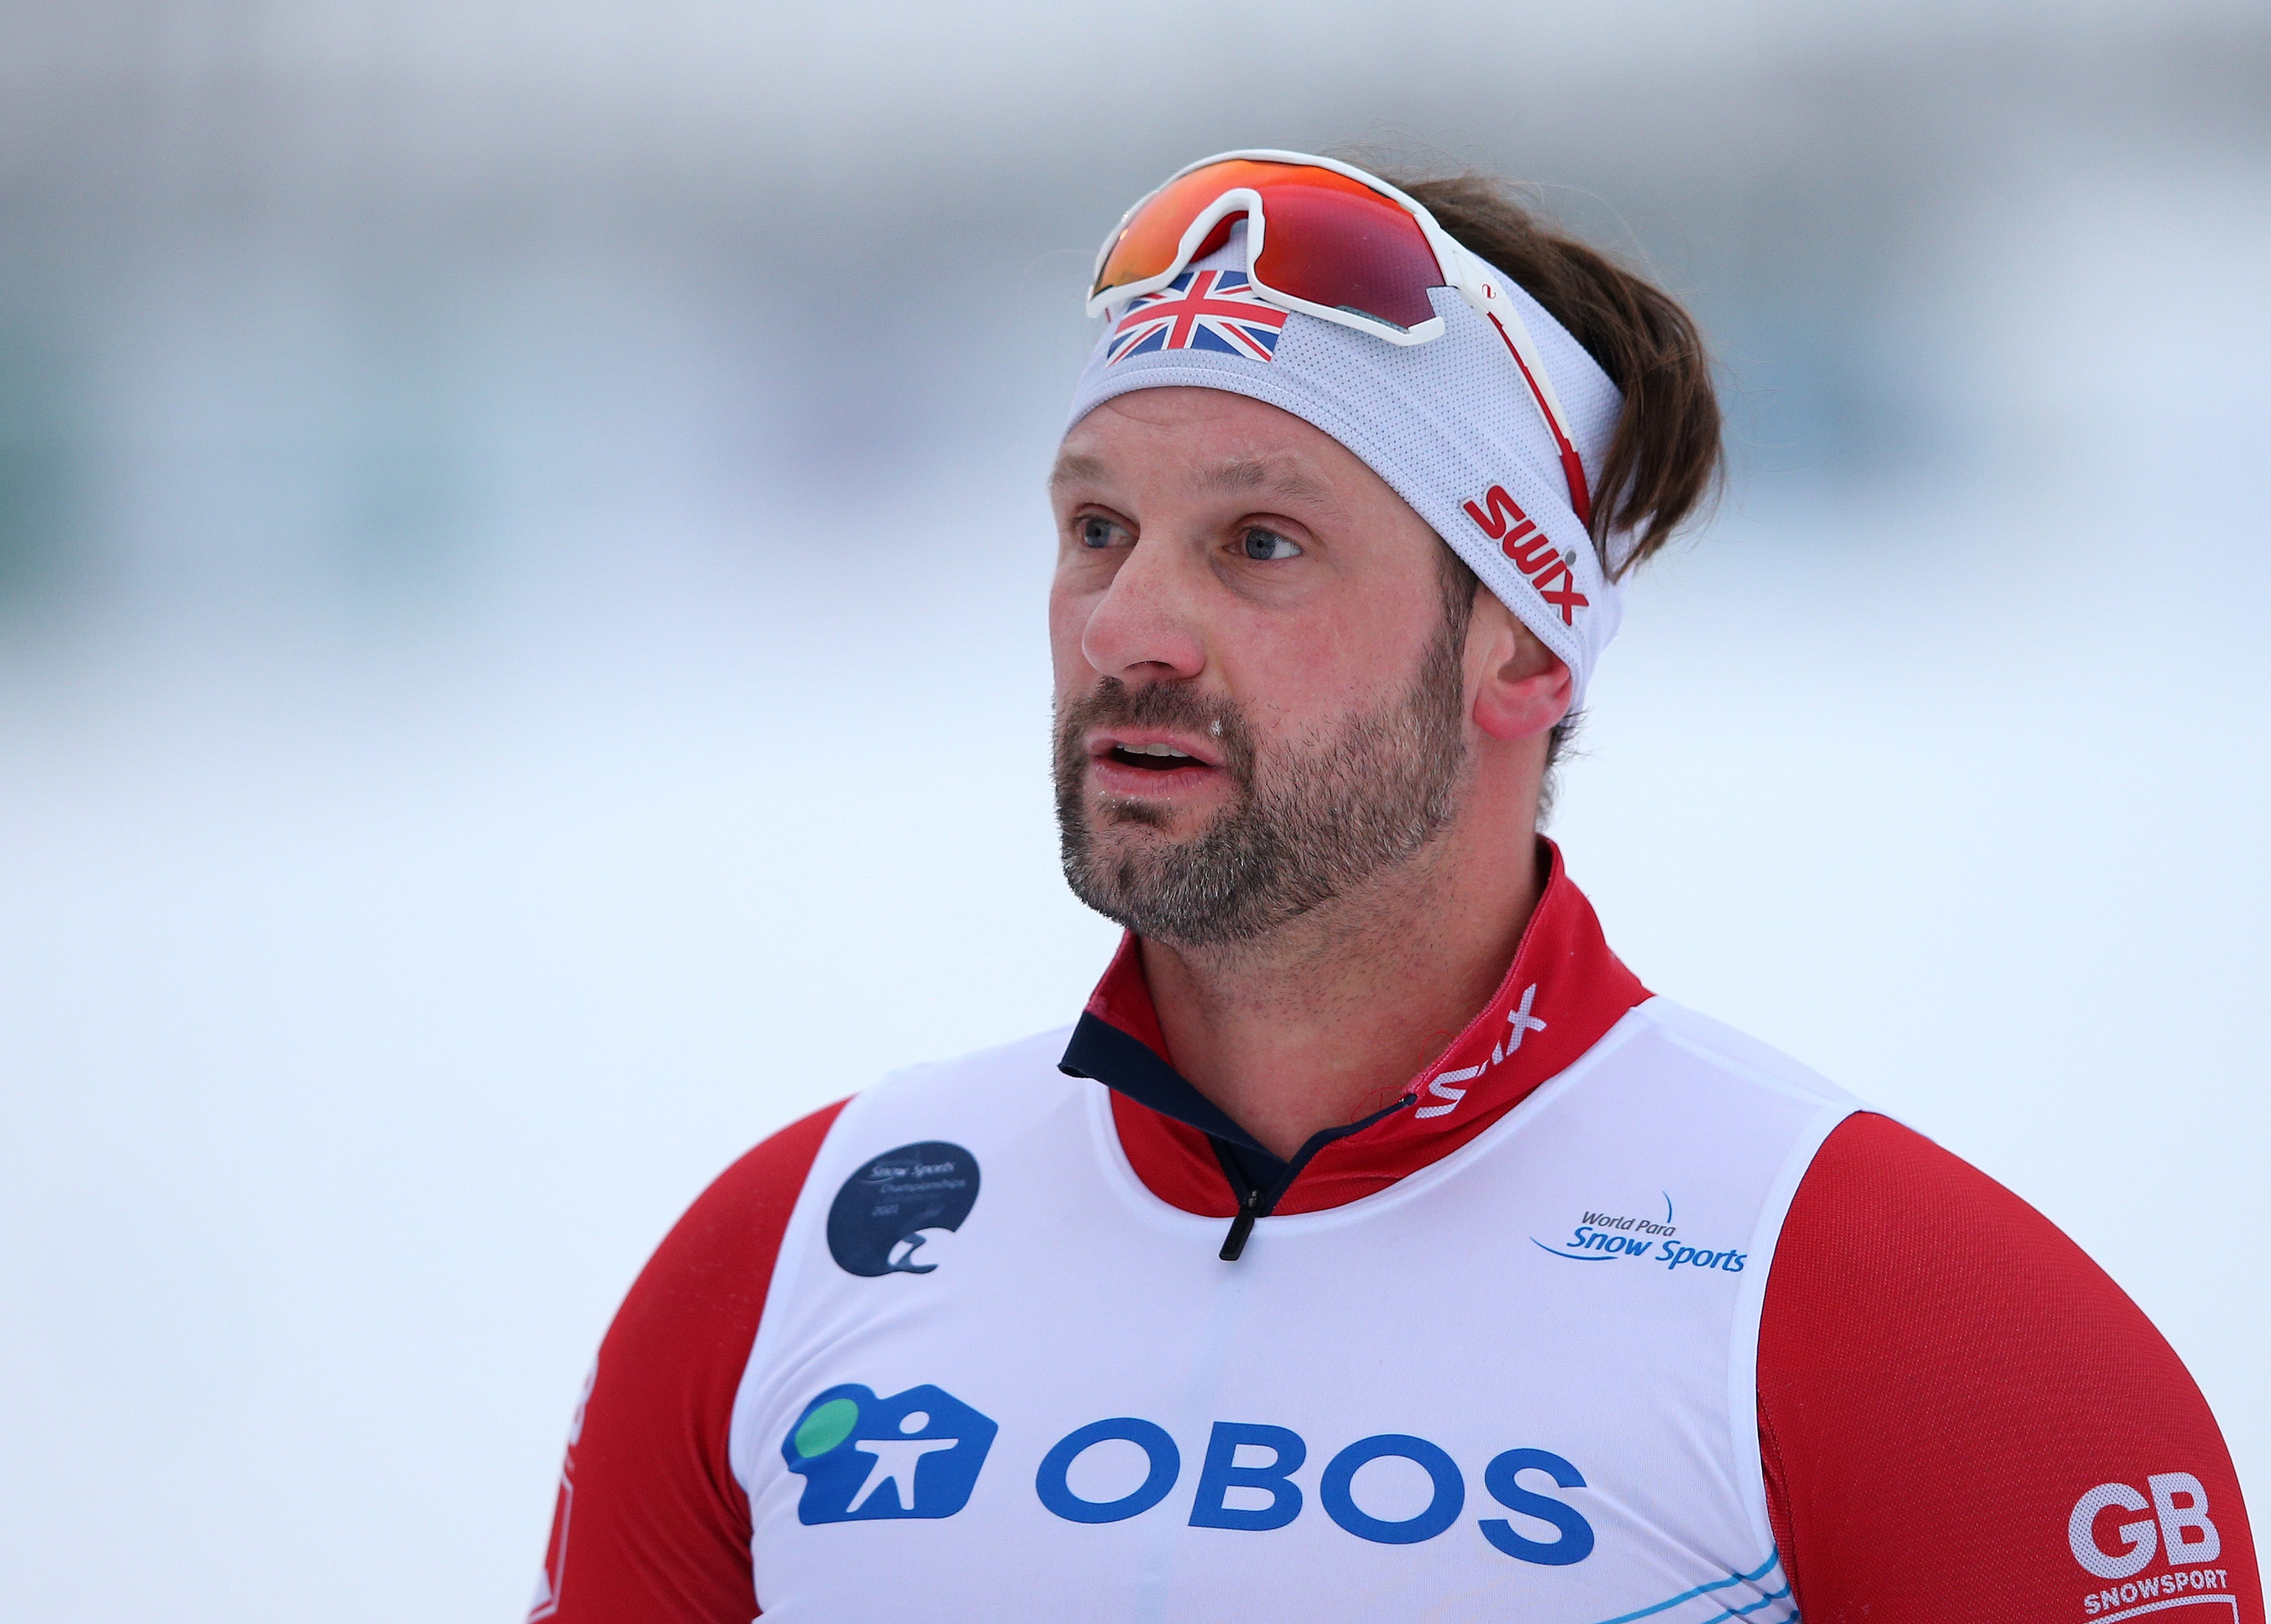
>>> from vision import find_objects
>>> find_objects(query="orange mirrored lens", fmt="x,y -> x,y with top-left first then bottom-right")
1094,160 -> 1444,334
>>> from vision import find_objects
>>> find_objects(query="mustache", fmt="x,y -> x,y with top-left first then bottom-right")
1054,677 -> 1258,787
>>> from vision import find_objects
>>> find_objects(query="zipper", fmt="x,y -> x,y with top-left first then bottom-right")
1219,1186 -> 1264,1262
1209,1093 -> 1415,1263
1210,1138 -> 1265,1261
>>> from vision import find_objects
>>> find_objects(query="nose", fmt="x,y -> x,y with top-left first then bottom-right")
1078,536 -> 1206,684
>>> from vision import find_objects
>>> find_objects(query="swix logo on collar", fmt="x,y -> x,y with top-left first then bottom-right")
1463,485 -> 1590,625
1416,984 -> 1546,1120
1075,843 -> 1650,1202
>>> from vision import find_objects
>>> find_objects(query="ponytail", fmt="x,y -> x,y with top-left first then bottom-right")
1395,173 -> 1724,578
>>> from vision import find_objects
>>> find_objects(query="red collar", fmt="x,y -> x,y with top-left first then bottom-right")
1060,838 -> 1649,1218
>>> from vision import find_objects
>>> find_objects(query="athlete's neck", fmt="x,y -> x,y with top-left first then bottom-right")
1138,828 -> 1546,1162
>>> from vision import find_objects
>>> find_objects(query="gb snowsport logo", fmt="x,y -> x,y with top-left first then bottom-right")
2069,1472 -> 2233,1619
1531,1194 -> 1748,1274
1463,485 -> 1589,625
780,1383 -> 1596,1564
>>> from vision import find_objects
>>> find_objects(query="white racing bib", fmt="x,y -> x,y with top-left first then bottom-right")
728,997 -> 1858,1623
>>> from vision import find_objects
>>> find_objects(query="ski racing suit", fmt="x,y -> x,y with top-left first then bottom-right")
530,842 -> 2260,1623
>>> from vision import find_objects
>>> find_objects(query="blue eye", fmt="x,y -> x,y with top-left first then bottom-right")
1240,528 -> 1302,561
1079,516 -> 1125,550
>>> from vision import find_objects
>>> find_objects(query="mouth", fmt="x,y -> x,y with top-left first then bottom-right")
1085,729 -> 1226,796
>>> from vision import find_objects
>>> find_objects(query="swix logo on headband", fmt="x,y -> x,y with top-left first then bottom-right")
1107,271 -> 1288,365
1463,485 -> 1590,625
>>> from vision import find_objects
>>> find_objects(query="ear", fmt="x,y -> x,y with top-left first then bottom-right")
1467,591 -> 1573,742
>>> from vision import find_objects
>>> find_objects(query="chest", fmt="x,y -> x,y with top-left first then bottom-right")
729,1030 -> 1814,1623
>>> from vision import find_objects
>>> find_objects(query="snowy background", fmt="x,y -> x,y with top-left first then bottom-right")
1,1 -> 2265,1617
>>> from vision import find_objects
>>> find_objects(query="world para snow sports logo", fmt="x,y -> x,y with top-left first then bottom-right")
783,1384 -> 1000,1523
826,1140 -> 980,1277
1530,1194 -> 1748,1274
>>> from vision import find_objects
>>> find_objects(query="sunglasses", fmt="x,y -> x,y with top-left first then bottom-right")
1089,150 -> 1594,528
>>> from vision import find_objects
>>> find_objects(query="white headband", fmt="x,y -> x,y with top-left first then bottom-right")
1065,224 -> 1628,710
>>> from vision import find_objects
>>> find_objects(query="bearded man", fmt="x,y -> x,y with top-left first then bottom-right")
530,153 -> 2259,1623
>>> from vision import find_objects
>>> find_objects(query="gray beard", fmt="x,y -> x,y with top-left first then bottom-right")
1053,624 -> 1470,949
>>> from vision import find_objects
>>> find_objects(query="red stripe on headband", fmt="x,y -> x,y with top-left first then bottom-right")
1484,311 -> 1594,532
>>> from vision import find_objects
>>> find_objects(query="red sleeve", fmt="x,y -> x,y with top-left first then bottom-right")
1760,1112 -> 2260,1623
530,1100 -> 846,1623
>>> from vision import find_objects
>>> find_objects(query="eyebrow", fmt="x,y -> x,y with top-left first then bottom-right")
1047,449 -> 1330,505
1048,451 -> 1110,489
1195,456 -> 1331,503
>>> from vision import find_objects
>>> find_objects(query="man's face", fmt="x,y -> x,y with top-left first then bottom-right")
1048,388 -> 1475,947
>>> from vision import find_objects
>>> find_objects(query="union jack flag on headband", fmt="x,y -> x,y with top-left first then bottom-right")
1105,269 -> 1288,365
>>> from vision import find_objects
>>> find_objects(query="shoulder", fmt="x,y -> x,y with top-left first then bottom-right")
630,1098 -> 853,1323
538,1098 -> 852,1622
1760,1113 -> 2259,1622
1624,997 -> 1863,1114
591,1098 -> 855,1456
801,1025 -> 1088,1176
1766,1109 -> 2139,1335
1760,1109 -> 2218,1415
847,1025 -> 1082,1117
639,1025 -> 1082,1308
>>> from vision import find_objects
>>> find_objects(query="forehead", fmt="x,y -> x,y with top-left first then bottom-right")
1052,388 -> 1392,508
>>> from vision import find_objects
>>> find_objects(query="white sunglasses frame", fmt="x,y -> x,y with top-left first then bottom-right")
1088,149 -> 1595,527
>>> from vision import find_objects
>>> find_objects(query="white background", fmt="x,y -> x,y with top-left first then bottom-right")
0,1 -> 2265,1617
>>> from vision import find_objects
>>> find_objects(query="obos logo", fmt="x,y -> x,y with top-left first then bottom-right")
782,1384 -> 998,1523
780,1383 -> 1595,1564
826,1141 -> 980,1277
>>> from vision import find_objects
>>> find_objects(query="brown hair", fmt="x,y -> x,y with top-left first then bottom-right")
1389,171 -> 1723,578
1384,170 -> 1721,824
